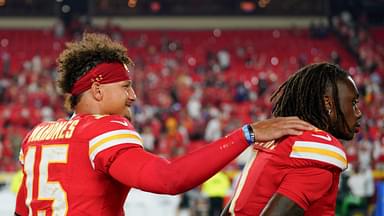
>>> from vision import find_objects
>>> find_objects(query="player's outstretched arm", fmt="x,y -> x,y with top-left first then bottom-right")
251,116 -> 313,142
109,117 -> 313,195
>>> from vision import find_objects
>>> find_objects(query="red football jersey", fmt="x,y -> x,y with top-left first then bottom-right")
15,114 -> 143,216
15,114 -> 249,216
229,129 -> 347,216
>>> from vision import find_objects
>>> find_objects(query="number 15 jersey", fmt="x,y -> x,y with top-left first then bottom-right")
15,114 -> 143,216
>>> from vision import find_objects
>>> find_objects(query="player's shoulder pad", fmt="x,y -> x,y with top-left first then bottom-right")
289,129 -> 347,170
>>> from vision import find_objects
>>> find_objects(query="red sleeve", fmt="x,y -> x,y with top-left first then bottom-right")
277,167 -> 333,210
15,171 -> 28,215
109,128 -> 248,195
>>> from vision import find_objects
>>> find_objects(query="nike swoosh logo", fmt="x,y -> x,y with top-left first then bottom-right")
311,134 -> 332,141
110,120 -> 129,127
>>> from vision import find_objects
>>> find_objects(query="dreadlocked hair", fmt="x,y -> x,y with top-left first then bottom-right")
270,62 -> 350,132
56,33 -> 134,111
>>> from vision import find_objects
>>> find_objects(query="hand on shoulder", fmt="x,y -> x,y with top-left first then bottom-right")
250,116 -> 314,142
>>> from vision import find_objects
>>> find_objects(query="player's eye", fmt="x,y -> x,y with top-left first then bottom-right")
122,82 -> 131,89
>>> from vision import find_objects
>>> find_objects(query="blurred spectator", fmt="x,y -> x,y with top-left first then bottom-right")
104,18 -> 123,42
201,171 -> 231,216
158,117 -> 185,158
1,50 -> 10,77
358,134 -> 374,171
234,82 -> 249,102
341,162 -> 375,216
309,20 -> 329,39
257,72 -> 269,96
187,87 -> 203,120
53,19 -> 65,39
141,125 -> 155,152
204,107 -> 222,142
217,48 -> 231,71
330,50 -> 341,65
31,53 -> 42,73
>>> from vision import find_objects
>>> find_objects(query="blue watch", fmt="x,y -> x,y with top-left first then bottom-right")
242,124 -> 255,145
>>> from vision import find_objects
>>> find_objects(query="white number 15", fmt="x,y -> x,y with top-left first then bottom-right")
24,144 -> 69,216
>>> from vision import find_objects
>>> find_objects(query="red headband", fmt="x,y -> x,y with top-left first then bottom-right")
71,62 -> 131,96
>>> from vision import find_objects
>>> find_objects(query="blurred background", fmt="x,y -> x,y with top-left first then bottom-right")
0,0 -> 384,215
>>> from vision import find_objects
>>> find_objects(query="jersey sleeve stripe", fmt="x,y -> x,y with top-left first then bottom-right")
89,129 -> 142,148
88,129 -> 143,169
89,138 -> 142,168
293,141 -> 346,157
290,141 -> 347,170
89,133 -> 142,155
292,146 -> 347,164
290,151 -> 347,170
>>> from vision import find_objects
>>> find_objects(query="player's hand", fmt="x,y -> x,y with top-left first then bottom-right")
250,116 -> 314,142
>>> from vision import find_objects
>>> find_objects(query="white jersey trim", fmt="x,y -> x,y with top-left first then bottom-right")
290,141 -> 347,170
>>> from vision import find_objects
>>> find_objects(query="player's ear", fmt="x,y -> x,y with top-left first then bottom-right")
90,82 -> 103,101
323,95 -> 333,116
323,84 -> 335,116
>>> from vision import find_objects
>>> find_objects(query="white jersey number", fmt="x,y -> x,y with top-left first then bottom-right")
24,145 -> 69,216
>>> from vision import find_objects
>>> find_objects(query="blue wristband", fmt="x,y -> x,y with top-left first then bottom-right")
242,124 -> 255,145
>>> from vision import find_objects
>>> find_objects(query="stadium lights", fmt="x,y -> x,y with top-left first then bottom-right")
240,1 -> 256,13
150,1 -> 161,13
240,0 -> 271,12
258,0 -> 271,8
128,0 -> 137,8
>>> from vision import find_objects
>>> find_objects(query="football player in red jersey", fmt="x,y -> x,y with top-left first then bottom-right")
223,62 -> 362,216
14,33 -> 314,216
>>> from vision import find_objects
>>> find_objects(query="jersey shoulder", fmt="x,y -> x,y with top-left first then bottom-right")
75,114 -> 135,136
75,115 -> 143,169
297,129 -> 337,144
288,129 -> 347,170
75,114 -> 143,147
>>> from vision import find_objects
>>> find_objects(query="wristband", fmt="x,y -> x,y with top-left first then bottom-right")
242,124 -> 255,145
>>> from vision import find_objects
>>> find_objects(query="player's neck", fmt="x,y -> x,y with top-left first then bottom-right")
75,97 -> 104,116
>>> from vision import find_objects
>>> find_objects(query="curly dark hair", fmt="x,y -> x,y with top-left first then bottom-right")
270,62 -> 351,134
57,33 -> 134,111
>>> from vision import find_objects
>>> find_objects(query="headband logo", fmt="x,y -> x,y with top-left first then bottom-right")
91,74 -> 104,83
